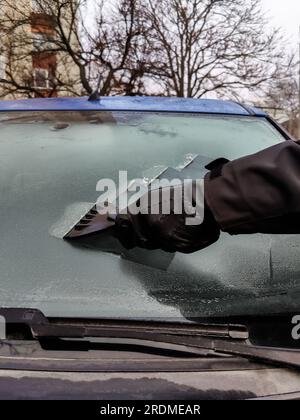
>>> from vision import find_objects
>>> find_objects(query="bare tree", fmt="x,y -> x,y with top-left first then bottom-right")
260,54 -> 299,136
143,0 -> 286,98
0,0 -> 83,98
0,0 -> 148,98
91,0 -> 150,95
0,0 -> 295,101
264,55 -> 298,114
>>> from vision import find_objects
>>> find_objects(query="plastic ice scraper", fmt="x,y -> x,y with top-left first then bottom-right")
64,154 -> 212,239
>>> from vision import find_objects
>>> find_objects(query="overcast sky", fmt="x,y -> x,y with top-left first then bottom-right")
86,1 -> 299,46
261,0 -> 299,47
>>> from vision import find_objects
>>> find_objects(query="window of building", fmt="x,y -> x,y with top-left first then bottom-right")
33,68 -> 51,89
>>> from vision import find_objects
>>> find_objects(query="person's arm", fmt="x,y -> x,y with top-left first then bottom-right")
115,140 -> 300,253
205,140 -> 300,235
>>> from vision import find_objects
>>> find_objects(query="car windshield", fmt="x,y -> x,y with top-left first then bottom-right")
0,110 -> 295,322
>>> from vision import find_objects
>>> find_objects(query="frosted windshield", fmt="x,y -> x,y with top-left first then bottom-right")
0,111 -> 293,321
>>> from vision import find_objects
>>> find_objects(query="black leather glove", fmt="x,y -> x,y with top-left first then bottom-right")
114,182 -> 220,254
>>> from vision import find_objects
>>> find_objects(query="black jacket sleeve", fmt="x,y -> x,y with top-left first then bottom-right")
205,140 -> 300,235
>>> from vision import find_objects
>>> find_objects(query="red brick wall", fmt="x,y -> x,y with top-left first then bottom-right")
31,13 -> 57,97
31,12 -> 56,35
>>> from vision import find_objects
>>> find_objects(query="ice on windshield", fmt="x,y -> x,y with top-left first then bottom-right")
0,110 -> 295,322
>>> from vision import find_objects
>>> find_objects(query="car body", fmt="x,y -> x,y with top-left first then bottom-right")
0,96 -> 300,400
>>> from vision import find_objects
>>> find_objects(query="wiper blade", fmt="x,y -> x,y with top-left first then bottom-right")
0,307 -> 247,339
1,308 -> 300,370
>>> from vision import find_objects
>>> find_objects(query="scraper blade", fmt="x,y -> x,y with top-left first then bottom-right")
64,154 -> 212,239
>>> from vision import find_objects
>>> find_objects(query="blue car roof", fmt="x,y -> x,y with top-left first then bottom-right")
0,96 -> 266,116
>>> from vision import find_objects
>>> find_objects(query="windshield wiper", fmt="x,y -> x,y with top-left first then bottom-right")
1,308 -> 300,370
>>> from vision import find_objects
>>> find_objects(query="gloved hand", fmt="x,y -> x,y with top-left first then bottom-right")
114,181 -> 220,254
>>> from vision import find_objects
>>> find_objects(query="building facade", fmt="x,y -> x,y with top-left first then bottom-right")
0,0 -> 81,99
